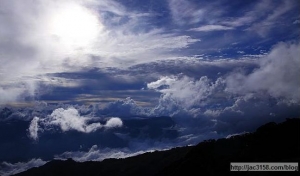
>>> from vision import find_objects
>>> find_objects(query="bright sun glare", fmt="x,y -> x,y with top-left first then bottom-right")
49,4 -> 102,49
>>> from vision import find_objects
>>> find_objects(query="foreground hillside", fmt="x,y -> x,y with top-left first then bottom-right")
16,118 -> 299,176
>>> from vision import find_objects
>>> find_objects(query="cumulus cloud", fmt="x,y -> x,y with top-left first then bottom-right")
46,108 -> 102,133
148,75 -> 226,111
226,42 -> 300,102
148,42 -> 300,116
28,107 -> 123,140
146,74 -> 299,142
28,117 -> 39,140
105,118 -> 123,128
0,159 -> 46,176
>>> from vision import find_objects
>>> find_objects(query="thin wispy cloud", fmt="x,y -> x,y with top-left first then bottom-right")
189,25 -> 234,32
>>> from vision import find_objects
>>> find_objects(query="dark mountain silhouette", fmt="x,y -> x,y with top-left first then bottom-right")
15,118 -> 299,176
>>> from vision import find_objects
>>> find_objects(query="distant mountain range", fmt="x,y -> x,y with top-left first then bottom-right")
15,118 -> 299,176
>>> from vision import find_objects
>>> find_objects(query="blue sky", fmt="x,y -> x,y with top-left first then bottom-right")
0,0 -> 299,175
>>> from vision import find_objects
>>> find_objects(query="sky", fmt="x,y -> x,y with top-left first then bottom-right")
0,0 -> 300,175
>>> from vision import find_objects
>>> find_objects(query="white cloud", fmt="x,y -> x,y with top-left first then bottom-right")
148,75 -> 226,111
27,107 -> 124,140
244,0 -> 294,37
226,131 -> 248,139
0,159 -> 46,176
147,76 -> 177,90
221,16 -> 254,27
28,117 -> 39,140
46,108 -> 124,133
226,42 -> 300,102
168,0 -> 205,25
220,0 -> 273,28
218,0 -> 297,37
105,118 -> 123,128
167,0 -> 224,25
47,107 -> 102,133
203,109 -> 221,117
189,25 -> 234,32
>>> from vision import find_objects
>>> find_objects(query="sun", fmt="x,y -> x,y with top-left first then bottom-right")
48,3 -> 103,49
